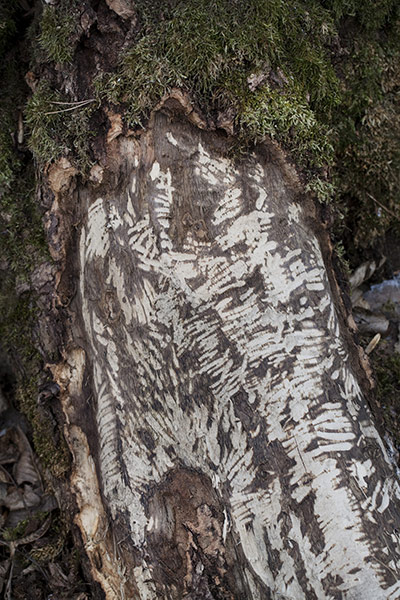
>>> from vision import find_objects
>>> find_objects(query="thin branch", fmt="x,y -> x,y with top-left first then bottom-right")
49,99 -> 95,105
44,99 -> 95,115
366,192 -> 400,222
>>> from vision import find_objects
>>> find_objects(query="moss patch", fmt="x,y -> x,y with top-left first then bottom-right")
0,3 -> 69,479
98,0 -> 339,176
15,377 -> 70,478
93,0 -> 400,251
37,1 -> 80,64
25,82 -> 95,170
25,0 -> 400,256
0,53 -> 46,374
333,17 -> 400,256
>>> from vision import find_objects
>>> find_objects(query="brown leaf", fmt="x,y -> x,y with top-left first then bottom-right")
12,427 -> 42,488
3,485 -> 41,511
0,559 -> 10,578
0,430 -> 18,465
13,451 -> 39,486
0,481 -> 8,500
3,487 -> 25,511
0,510 -> 6,529
0,466 -> 11,484
21,486 -> 42,510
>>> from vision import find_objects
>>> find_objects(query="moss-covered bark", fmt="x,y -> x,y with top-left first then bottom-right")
3,0 -> 396,258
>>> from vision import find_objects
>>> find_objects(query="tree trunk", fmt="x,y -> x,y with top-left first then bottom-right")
43,93 -> 400,599
3,2 -> 400,599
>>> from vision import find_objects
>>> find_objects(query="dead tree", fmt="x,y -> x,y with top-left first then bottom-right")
44,95 -> 400,598
3,1 -> 400,598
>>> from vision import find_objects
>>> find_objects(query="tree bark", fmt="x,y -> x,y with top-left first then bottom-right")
3,2 -> 400,599
43,93 -> 400,599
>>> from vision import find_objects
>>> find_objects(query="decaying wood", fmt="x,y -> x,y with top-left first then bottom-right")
47,97 -> 400,599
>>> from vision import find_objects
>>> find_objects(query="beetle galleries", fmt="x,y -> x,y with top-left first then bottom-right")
78,110 -> 400,599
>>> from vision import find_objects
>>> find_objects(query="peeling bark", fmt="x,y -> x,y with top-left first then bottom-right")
44,97 -> 400,599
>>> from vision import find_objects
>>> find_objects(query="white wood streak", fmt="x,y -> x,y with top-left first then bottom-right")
79,131 -> 400,599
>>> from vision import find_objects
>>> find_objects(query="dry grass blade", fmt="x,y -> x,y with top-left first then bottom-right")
4,557 -> 14,600
13,450 -> 39,486
49,99 -> 94,105
0,559 -> 10,596
44,99 -> 95,115
15,427 -> 42,489
365,333 -> 381,355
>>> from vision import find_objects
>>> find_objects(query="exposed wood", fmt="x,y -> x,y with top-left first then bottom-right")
46,97 -> 400,598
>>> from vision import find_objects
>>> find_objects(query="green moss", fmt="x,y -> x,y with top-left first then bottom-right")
92,0 -> 344,204
0,57 -> 26,193
305,177 -> 336,204
0,287 -> 67,477
93,0 -> 400,253
0,5 -> 17,57
0,6 -> 69,480
2,517 -> 29,542
100,0 -> 340,160
238,86 -> 334,167
332,13 -> 400,253
0,288 -> 69,484
322,0 -> 396,30
38,4 -> 77,64
333,239 -> 350,276
25,82 -> 94,170
0,127 -> 20,193
0,291 -> 38,370
30,512 -> 69,563
0,55 -> 47,372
